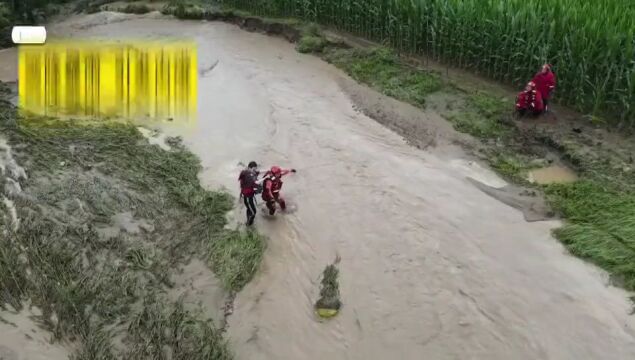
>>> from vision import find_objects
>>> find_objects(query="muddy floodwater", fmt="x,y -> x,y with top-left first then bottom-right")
2,11 -> 635,360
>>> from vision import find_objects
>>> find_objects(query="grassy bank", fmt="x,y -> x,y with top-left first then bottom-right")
154,3 -> 635,294
0,94 -> 264,357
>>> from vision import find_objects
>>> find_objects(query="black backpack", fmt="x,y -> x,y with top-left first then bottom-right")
242,169 -> 262,194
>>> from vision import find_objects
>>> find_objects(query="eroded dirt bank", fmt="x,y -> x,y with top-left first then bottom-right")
5,11 -> 635,360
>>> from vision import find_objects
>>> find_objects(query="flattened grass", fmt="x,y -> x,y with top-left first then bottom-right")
546,181 -> 635,290
448,92 -> 512,139
207,230 -> 265,291
0,107 -> 264,358
323,47 -> 442,108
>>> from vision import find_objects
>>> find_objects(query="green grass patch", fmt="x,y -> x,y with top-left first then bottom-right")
262,15 -> 301,26
488,151 -> 531,183
323,47 -> 442,107
469,92 -> 510,120
161,0 -> 211,19
296,23 -> 328,53
125,295 -> 232,359
119,3 -> 152,14
449,111 -> 507,139
74,0 -> 115,14
296,35 -> 327,53
207,230 -> 266,292
545,181 -> 635,290
164,4 -> 206,19
447,92 -> 512,139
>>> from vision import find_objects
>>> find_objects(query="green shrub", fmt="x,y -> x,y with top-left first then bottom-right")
296,35 -> 327,53
121,3 -> 152,14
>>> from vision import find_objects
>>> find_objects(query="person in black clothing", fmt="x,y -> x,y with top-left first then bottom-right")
238,161 -> 260,226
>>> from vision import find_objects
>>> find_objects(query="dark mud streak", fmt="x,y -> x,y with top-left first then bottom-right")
200,60 -> 220,77
466,178 -> 555,222
220,291 -> 236,333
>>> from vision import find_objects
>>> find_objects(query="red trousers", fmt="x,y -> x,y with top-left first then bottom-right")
264,193 -> 286,215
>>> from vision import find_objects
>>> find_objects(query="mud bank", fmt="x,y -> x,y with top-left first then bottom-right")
26,11 -> 635,360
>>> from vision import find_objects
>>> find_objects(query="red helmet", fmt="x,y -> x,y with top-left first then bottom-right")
270,166 -> 281,176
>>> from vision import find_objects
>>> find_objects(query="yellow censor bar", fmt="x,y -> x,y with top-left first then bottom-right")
18,40 -> 197,123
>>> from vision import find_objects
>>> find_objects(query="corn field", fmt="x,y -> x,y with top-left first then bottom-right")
217,0 -> 635,125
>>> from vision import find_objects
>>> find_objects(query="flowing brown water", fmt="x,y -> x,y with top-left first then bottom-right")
2,12 -> 634,360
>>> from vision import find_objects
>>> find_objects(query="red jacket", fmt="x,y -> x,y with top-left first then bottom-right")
516,89 -> 544,113
262,169 -> 292,200
532,71 -> 556,100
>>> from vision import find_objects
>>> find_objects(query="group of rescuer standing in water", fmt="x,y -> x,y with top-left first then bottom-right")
238,161 -> 296,226
237,64 -> 557,226
516,63 -> 557,116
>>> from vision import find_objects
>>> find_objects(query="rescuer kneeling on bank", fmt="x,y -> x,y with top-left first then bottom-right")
516,81 -> 545,116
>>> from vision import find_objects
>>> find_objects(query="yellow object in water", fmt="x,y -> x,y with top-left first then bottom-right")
18,39 -> 197,124
316,308 -> 339,318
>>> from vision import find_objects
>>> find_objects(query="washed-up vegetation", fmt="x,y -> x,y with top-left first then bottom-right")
218,0 -> 635,126
0,92 -> 264,357
315,260 -> 341,318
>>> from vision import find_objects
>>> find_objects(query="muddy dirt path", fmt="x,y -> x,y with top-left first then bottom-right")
4,12 -> 635,360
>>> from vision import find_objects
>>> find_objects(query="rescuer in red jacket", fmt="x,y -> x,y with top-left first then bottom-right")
516,81 -> 544,116
531,64 -> 556,111
261,166 -> 296,216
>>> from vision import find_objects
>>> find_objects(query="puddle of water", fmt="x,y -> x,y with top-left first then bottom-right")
527,165 -> 578,185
